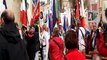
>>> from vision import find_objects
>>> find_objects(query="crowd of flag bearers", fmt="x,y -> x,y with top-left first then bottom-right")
0,0 -> 107,60
0,9 -> 107,60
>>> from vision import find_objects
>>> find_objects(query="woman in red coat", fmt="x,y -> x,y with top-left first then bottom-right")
97,32 -> 107,57
65,30 -> 86,60
49,27 -> 64,60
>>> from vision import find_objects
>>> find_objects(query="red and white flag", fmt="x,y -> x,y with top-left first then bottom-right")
75,0 -> 80,20
20,0 -> 27,26
30,0 -> 40,25
80,0 -> 86,28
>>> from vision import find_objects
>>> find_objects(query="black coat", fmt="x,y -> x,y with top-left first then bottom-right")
0,22 -> 29,60
0,31 -> 9,60
25,32 -> 40,60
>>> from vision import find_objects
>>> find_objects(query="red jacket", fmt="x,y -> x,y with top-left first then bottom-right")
49,36 -> 64,60
65,48 -> 86,60
97,32 -> 107,57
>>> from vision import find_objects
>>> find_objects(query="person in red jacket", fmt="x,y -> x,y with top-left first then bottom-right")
97,32 -> 107,57
49,27 -> 64,60
65,30 -> 86,60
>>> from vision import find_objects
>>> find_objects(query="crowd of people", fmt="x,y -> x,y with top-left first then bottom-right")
0,9 -> 107,60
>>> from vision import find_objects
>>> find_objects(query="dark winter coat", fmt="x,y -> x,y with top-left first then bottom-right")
0,30 -> 9,60
0,22 -> 29,60
25,32 -> 40,60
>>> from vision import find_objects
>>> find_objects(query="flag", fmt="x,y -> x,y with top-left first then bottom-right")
71,14 -> 76,29
56,0 -> 60,19
80,0 -> 86,28
30,0 -> 40,25
32,0 -> 38,13
52,0 -> 57,27
80,0 -> 85,17
30,18 -> 34,25
63,16 -> 67,32
33,0 -> 40,19
48,14 -> 52,35
32,0 -> 35,13
75,0 -> 80,20
20,0 -> 27,26
80,17 -> 85,28
3,0 -> 7,9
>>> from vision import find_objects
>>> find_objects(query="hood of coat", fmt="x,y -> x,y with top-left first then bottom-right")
1,22 -> 21,44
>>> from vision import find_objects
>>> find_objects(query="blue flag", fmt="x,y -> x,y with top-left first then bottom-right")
52,0 -> 57,27
49,14 -> 52,35
63,16 -> 66,32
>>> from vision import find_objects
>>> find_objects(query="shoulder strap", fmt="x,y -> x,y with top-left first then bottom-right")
53,39 -> 61,49
52,39 -> 67,60
79,28 -> 87,48
79,28 -> 85,38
